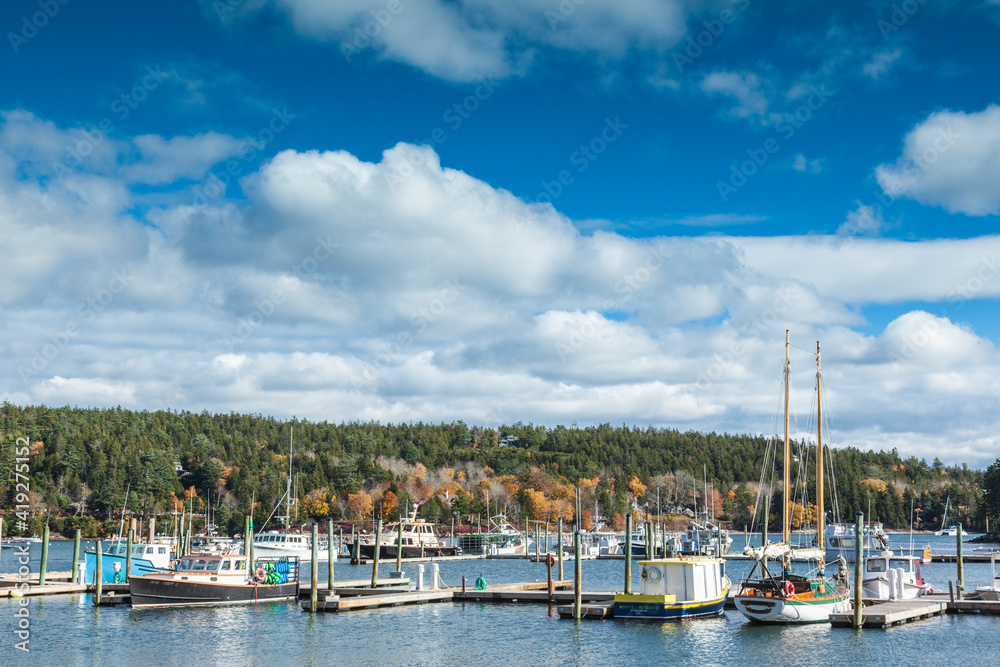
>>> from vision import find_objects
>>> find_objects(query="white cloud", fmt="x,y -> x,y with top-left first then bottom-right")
862,48 -> 903,79
875,105 -> 1000,216
700,71 -> 769,119
123,133 -> 245,184
793,153 -> 824,174
6,113 -> 1000,465
837,202 -> 884,236
252,0 -> 688,82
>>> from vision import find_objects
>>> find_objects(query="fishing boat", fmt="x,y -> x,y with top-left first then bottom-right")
457,515 -> 532,556
354,508 -> 459,560
613,557 -> 731,620
822,521 -> 890,563
128,554 -> 299,608
252,531 -> 329,560
860,552 -> 933,600
733,335 -> 852,624
973,553 -> 1000,601
681,520 -> 732,556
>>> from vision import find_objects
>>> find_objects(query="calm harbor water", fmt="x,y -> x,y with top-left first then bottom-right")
3,534 -> 999,665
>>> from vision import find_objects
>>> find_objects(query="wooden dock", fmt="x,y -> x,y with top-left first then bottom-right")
556,603 -> 614,619
830,597 -> 948,628
306,589 -> 453,612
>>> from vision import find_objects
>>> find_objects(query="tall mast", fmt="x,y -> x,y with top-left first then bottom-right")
816,341 -> 825,559
783,330 -> 790,543
284,426 -> 293,528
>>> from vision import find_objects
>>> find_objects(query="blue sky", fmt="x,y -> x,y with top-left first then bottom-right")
2,0 -> 1000,465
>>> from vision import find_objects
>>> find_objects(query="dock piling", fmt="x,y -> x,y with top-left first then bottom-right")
957,523 -> 964,594
126,528 -> 134,581
853,512 -> 863,628
371,519 -> 382,588
310,523 -> 319,613
625,513 -> 633,594
328,519 -> 335,589
396,519 -> 403,573
39,524 -> 50,586
243,517 -> 250,562
573,531 -> 582,620
558,518 -> 564,581
71,529 -> 81,584
535,523 -> 540,561
94,539 -> 103,605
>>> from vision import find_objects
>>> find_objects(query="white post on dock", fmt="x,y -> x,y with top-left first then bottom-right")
957,523 -> 964,594
310,522 -> 319,613
573,531 -> 582,620
853,512 -> 863,628
625,513 -> 633,594
558,518 -> 564,581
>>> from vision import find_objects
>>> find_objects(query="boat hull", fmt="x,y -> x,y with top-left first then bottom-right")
613,592 -> 728,620
733,592 -> 850,623
129,576 -> 298,608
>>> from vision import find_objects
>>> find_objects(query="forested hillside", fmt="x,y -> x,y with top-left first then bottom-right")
0,403 -> 988,537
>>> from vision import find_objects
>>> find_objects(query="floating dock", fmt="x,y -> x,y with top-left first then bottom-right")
830,596 -> 949,628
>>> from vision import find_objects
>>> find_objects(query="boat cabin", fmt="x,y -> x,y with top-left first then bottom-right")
637,558 -> 728,601
254,533 -> 309,547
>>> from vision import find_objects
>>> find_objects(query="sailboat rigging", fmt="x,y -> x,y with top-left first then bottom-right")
733,332 -> 852,623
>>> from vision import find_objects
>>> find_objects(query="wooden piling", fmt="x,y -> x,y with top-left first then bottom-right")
853,512 -> 863,628
126,528 -> 134,581
957,523 -> 964,594
310,523 -> 318,613
396,519 -> 403,572
645,521 -> 652,560
371,519 -> 382,588
558,518 -> 564,581
450,516 -> 455,550
573,531 -> 582,620
72,529 -> 81,584
39,524 -> 50,586
524,518 -> 529,560
625,513 -> 633,594
545,522 -> 550,559
94,539 -> 103,604
535,523 -> 540,560
328,519 -> 335,590
339,528 -> 343,558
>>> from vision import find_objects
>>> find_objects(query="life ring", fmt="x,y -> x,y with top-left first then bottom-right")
546,554 -> 556,568
783,581 -> 795,597
254,567 -> 267,583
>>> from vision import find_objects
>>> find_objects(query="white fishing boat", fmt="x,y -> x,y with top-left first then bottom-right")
823,521 -> 890,563
733,335 -> 852,624
973,553 -> 1000,601
860,552 -> 933,600
457,515 -> 532,556
84,540 -> 176,583
613,557 -> 731,620
129,554 -> 299,608
682,520 -> 732,556
252,531 -> 328,560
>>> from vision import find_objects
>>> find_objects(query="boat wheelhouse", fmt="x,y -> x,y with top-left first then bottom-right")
823,521 -> 890,563
128,554 -> 299,608
252,531 -> 329,561
860,552 -> 932,600
613,557 -> 730,620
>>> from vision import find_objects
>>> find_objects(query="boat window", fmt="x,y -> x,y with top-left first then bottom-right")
158,547 -> 167,555
192,559 -> 208,571
178,559 -> 192,570
133,546 -> 144,554
221,560 -> 232,571
235,561 -> 246,570
889,559 -> 911,571
206,560 -> 220,571
867,559 -> 887,572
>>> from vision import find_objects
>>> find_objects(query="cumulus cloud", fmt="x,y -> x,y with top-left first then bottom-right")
6,111 -> 1000,465
862,48 -> 903,79
875,105 -> 1000,215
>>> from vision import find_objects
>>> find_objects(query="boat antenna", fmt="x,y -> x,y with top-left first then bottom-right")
783,330 -> 791,544
116,483 -> 131,544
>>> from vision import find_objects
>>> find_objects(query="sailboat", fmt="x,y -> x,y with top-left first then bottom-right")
733,333 -> 852,623
935,496 -> 957,536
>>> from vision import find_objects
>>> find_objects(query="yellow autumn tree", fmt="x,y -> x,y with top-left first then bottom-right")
381,491 -> 399,520
347,491 -> 373,520
521,488 -> 550,520
627,475 -> 647,499
302,489 -> 330,519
